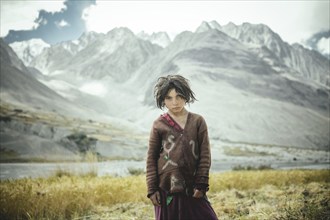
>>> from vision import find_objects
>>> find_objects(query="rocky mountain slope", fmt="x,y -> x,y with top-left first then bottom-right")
126,26 -> 329,149
3,21 -> 330,163
0,39 -> 146,162
30,28 -> 162,82
197,21 -> 329,87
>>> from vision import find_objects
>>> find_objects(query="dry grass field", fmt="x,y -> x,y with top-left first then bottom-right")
0,169 -> 329,220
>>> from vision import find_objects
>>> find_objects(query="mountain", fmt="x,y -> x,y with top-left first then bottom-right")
137,31 -> 171,48
0,38 -> 147,162
28,28 -> 162,82
1,38 -> 121,122
6,21 -> 330,152
9,39 -> 50,67
1,38 -> 85,161
66,31 -> 101,54
127,27 -> 329,150
1,38 -> 66,111
197,21 -> 330,87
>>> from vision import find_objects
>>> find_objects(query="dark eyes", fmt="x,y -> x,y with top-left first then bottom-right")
165,95 -> 184,100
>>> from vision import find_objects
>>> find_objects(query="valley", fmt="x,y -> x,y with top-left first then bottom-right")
0,20 -> 329,179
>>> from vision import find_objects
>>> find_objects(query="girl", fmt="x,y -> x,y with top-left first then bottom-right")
146,75 -> 218,220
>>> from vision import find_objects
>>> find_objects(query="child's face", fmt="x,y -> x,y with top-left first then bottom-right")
164,89 -> 186,114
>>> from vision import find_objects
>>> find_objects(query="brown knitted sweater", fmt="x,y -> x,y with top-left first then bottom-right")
146,112 -> 211,197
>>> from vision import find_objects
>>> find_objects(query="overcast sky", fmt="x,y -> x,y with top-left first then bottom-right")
1,0 -> 329,54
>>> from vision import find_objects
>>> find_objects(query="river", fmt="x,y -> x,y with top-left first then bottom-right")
0,160 -> 329,180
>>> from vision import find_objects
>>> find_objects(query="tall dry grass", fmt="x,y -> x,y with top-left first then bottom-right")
0,170 -> 329,219
0,174 -> 148,219
209,169 -> 330,192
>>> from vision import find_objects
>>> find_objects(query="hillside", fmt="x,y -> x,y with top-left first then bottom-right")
0,38 -> 147,162
2,20 -> 330,162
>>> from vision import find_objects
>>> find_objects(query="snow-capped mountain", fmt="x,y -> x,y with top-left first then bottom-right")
1,38 -> 147,162
67,31 -> 101,54
197,21 -> 330,87
25,32 -> 102,76
9,38 -> 49,67
5,21 -> 330,151
126,26 -> 329,149
29,27 -> 162,81
1,38 -> 90,117
137,31 -> 171,48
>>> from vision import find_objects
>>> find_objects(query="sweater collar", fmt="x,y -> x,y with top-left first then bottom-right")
161,112 -> 189,132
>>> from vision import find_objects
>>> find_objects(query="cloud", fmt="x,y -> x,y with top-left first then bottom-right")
83,1 -> 329,45
1,0 -> 329,51
317,37 -> 330,56
2,0 -> 95,45
0,1 -> 65,36
305,30 -> 330,57
56,20 -> 70,29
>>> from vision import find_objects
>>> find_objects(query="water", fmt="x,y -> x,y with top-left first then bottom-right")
0,160 -> 146,180
0,161 -> 328,180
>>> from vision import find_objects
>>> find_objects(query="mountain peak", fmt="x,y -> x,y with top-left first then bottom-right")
8,38 -> 49,67
196,21 -> 222,33
137,31 -> 171,48
78,31 -> 101,41
107,27 -> 135,38
226,21 -> 236,27
209,20 -> 222,29
195,21 -> 213,33
241,22 -> 273,34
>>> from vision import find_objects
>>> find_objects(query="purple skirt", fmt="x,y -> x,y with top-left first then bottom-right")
154,190 -> 218,220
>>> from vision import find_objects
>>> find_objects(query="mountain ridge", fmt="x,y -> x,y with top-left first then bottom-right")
3,21 -> 330,151
196,21 -> 329,87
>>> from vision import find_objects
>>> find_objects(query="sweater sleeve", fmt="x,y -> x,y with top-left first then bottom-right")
194,116 -> 211,186
146,121 -> 161,197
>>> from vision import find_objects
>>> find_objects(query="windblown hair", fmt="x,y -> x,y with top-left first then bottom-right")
154,75 -> 197,109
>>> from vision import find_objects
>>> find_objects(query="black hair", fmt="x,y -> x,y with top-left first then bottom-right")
154,74 -> 197,109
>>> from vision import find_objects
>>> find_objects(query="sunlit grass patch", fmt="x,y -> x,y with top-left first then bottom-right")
0,174 -> 148,219
274,182 -> 330,220
209,169 -> 330,191
209,182 -> 330,220
0,169 -> 329,220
